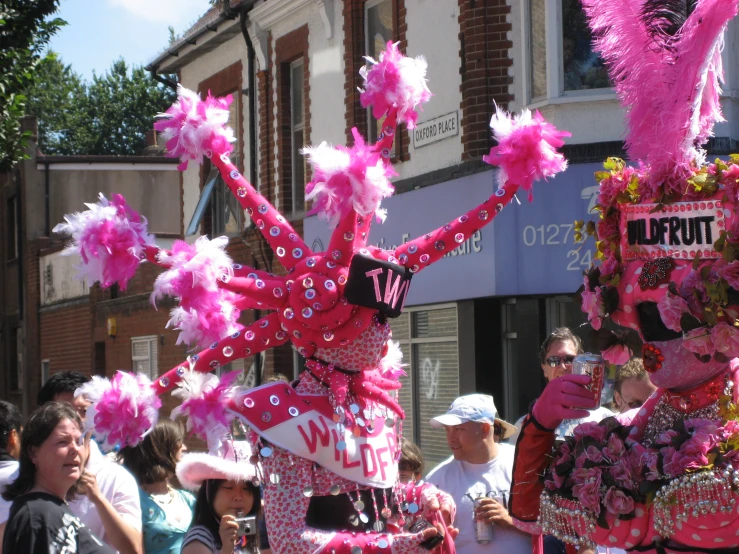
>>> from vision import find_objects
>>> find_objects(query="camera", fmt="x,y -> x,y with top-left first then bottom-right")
235,514 -> 257,537
408,518 -> 443,550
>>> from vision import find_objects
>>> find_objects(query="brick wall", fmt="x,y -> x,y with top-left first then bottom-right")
458,0 -> 513,161
343,0 -> 409,162
40,301 -> 93,376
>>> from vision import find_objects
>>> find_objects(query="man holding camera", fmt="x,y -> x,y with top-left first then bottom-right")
426,394 -> 530,554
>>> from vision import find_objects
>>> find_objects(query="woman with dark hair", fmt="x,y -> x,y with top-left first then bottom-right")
177,441 -> 260,554
2,402 -> 114,553
118,419 -> 194,554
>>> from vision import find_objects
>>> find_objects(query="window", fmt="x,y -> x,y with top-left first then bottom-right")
389,305 -> 459,471
41,359 -> 50,385
6,196 -> 18,261
94,342 -> 106,376
290,60 -> 306,216
132,336 -> 158,380
525,0 -> 611,104
365,0 -> 396,154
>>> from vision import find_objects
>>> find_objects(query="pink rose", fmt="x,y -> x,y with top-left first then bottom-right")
585,445 -> 604,463
657,293 -> 690,332
681,270 -> 709,315
603,343 -> 632,365
718,260 -> 739,290
683,328 -> 714,357
574,421 -> 607,442
600,255 -> 619,278
656,429 -> 679,445
597,217 -> 620,241
572,468 -> 603,516
581,278 -> 605,330
604,487 -> 634,515
722,164 -> 739,203
722,420 -> 739,440
608,459 -> 635,490
711,322 -> 739,357
575,451 -> 589,469
603,434 -> 625,462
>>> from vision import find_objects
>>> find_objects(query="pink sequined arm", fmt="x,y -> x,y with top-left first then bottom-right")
395,183 -> 516,273
262,446 -> 437,554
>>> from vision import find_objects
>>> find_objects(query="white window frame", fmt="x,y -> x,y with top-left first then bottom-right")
41,359 -> 50,385
131,335 -> 158,380
520,0 -> 616,109
290,58 -> 306,217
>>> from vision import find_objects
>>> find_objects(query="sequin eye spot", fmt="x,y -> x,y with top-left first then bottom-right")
269,395 -> 280,406
455,233 -> 465,243
270,226 -> 281,236
302,307 -> 313,318
292,248 -> 304,259
419,254 -> 430,263
258,204 -> 268,214
276,247 -> 286,257
495,189 -> 506,197
159,377 -> 169,387
288,407 -> 299,417
478,209 -> 489,220
408,245 -> 418,254
237,187 -> 247,197
243,398 -> 255,408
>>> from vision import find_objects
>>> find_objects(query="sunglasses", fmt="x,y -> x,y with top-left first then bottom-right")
546,355 -> 576,368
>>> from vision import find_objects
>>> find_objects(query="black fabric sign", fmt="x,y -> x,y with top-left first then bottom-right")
344,254 -> 412,318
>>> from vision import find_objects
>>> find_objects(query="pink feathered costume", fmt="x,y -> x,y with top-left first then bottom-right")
55,43 -> 570,554
509,1 -> 739,554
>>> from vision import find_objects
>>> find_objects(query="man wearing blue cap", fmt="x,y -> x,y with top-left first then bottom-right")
426,394 -> 530,554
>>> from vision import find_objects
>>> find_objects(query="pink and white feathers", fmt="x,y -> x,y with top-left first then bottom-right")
360,41 -> 432,129
304,130 -> 395,228
152,236 -> 243,349
380,340 -> 407,381
580,0 -> 737,177
483,105 -> 570,200
76,371 -> 161,450
170,364 -> 239,451
154,85 -> 235,171
53,193 -> 153,290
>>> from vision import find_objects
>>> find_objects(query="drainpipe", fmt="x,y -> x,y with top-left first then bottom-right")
44,162 -> 50,237
149,67 -> 178,91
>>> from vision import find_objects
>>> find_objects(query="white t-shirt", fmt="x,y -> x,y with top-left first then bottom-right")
68,441 -> 142,542
425,444 -> 531,554
0,460 -> 19,523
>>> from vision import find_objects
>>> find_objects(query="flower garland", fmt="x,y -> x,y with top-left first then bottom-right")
542,389 -> 739,530
577,155 -> 739,359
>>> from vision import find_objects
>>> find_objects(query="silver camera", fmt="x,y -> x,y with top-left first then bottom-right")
235,514 -> 257,537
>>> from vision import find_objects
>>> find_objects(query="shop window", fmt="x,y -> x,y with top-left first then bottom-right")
390,305 -> 459,471
290,59 -> 306,216
132,335 -> 158,380
525,0 -> 611,103
365,0 -> 396,157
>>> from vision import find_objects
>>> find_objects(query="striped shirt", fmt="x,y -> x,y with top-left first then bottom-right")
182,524 -> 217,552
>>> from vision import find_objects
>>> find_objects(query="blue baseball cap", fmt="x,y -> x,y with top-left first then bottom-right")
429,394 -> 516,439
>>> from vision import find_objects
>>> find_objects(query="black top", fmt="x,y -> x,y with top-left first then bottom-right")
2,491 -> 115,554
306,487 -> 397,532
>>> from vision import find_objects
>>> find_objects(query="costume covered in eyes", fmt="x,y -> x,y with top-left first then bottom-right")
55,43 -> 570,554
508,2 -> 739,553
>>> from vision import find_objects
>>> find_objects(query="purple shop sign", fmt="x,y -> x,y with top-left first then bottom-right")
303,164 -> 600,306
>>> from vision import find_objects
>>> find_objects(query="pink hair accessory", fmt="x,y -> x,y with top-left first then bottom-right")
76,371 -> 161,450
602,343 -> 632,365
483,104 -> 571,200
304,129 -> 396,228
170,365 -> 240,451
360,41 -> 432,128
52,193 -> 154,290
154,85 -> 235,170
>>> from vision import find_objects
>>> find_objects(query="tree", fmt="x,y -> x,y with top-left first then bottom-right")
24,56 -> 176,156
0,0 -> 64,170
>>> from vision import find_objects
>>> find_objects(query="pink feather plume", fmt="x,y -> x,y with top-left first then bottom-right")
360,41 -> 431,129
482,105 -> 570,200
380,340 -> 407,381
580,0 -> 737,178
170,365 -> 239,451
52,193 -> 153,290
152,237 -> 243,348
303,129 -> 396,228
77,372 -> 161,449
154,85 -> 235,171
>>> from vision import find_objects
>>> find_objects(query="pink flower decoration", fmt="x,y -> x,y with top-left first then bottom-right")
571,467 -> 603,516
711,322 -> 739,357
154,85 -> 235,170
683,328 -> 714,357
359,41 -> 431,129
604,486 -> 634,515
657,293 -> 690,332
52,193 -> 154,291
603,343 -> 632,365
608,459 -> 635,491
717,260 -> 739,290
603,433 -> 626,462
482,105 -> 571,201
581,277 -> 605,330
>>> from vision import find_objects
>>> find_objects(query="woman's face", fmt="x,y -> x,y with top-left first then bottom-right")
542,340 -> 578,382
212,480 -> 254,518
30,418 -> 84,496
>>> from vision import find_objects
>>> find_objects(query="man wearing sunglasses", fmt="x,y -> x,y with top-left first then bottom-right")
506,328 -> 613,443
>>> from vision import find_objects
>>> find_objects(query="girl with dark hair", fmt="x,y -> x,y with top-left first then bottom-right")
118,419 -> 195,554
2,402 -> 114,553
177,441 -> 260,554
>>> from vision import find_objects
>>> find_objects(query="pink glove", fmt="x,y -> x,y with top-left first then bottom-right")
531,374 -> 593,430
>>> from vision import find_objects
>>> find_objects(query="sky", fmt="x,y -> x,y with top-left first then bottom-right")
48,0 -> 211,81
